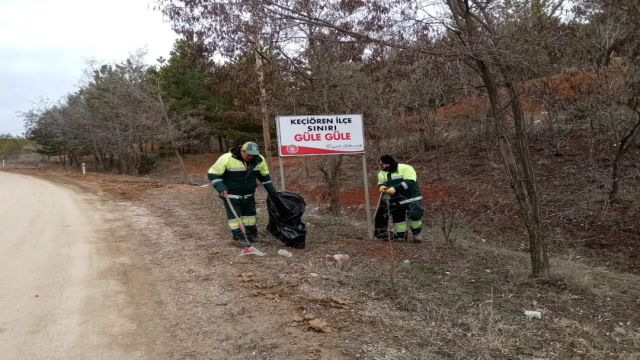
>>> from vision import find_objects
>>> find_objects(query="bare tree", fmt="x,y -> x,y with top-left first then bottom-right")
257,0 -> 555,277
150,75 -> 191,183
26,53 -> 162,175
575,0 -> 640,203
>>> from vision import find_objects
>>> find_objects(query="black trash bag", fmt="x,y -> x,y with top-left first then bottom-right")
267,191 -> 306,248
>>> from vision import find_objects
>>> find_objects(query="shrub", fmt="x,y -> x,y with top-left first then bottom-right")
137,154 -> 157,175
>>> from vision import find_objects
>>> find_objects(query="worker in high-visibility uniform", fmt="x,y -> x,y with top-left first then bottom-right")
375,155 -> 424,242
208,142 -> 277,246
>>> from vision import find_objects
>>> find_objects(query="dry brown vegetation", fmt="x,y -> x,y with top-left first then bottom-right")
12,0 -> 640,357
8,119 -> 639,359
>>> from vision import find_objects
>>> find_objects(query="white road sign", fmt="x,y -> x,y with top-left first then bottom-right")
276,114 -> 365,156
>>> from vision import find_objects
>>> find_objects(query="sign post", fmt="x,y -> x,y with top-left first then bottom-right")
278,156 -> 285,192
275,114 -> 373,239
361,154 -> 372,239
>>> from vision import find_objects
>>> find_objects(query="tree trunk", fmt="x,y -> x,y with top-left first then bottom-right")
319,155 -> 344,216
444,0 -> 547,277
58,152 -> 65,168
609,111 -> 640,202
507,82 -> 549,279
435,145 -> 442,181
175,149 -> 189,184
68,150 -> 74,167
89,132 -> 104,171
93,153 -> 102,171
610,151 -> 621,203
477,60 -> 550,279
217,136 -> 224,153
70,150 -> 80,168
156,88 -> 190,184
254,49 -> 274,174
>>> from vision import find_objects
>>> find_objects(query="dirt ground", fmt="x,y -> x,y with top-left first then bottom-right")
6,161 -> 639,359
0,171 -> 166,359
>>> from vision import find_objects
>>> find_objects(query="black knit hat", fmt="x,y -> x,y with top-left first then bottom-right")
379,155 -> 396,165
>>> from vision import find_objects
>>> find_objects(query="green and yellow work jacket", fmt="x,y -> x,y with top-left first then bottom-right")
377,163 -> 423,204
207,146 -> 276,196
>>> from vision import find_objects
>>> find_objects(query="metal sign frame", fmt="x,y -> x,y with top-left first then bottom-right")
275,114 -> 373,239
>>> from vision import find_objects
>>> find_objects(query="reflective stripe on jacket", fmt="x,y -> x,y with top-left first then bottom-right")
377,163 -> 422,201
207,147 -> 273,195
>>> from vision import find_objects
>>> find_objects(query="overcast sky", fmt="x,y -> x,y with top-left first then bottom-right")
0,0 -> 178,136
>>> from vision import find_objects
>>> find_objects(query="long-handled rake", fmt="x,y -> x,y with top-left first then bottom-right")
373,191 -> 384,217
224,194 -> 265,256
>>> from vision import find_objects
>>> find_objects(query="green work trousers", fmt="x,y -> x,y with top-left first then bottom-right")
222,195 -> 257,240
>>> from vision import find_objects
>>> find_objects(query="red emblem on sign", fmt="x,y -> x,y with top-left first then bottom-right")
287,145 -> 298,154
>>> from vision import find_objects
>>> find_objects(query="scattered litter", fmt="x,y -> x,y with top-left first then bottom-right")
278,249 -> 293,257
402,259 -> 410,264
310,273 -> 319,277
240,247 -> 266,256
326,254 -> 350,263
524,310 -> 542,320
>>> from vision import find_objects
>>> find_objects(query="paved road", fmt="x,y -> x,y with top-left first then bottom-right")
0,171 -> 159,359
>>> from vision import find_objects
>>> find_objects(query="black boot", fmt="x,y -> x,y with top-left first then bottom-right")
375,228 -> 390,241
246,227 -> 258,243
393,232 -> 408,242
231,233 -> 250,247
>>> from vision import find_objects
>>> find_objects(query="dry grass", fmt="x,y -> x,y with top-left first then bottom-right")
14,168 -> 640,359
300,221 -> 640,359
551,257 -> 640,298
